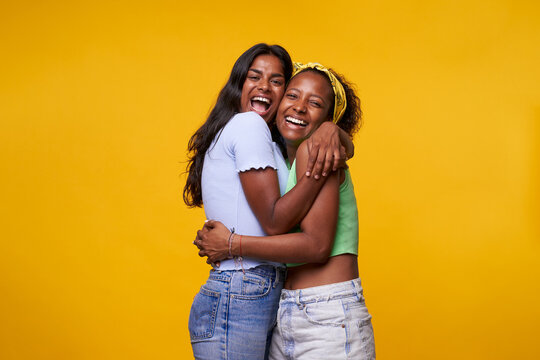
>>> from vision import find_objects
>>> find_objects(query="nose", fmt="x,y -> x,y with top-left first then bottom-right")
257,80 -> 269,92
293,100 -> 307,113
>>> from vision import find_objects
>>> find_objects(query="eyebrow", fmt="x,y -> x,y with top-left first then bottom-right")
248,68 -> 285,78
287,87 -> 327,103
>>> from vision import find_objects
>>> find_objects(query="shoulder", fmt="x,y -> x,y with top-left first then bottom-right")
295,141 -> 310,164
226,112 -> 268,131
223,112 -> 272,146
221,112 -> 275,157
217,112 -> 268,144
293,141 -> 310,177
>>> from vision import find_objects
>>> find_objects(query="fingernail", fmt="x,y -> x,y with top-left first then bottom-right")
322,172 -> 327,177
204,219 -> 209,222
314,175 -> 320,180
305,171 -> 311,177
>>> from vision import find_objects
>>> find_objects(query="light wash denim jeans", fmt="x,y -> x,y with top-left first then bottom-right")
269,278 -> 375,360
189,265 -> 286,360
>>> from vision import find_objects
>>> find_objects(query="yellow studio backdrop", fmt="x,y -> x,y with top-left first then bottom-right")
1,0 -> 538,358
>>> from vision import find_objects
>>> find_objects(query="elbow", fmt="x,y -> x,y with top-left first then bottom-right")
310,244 -> 333,263
347,142 -> 354,159
262,224 -> 282,236
301,233 -> 334,263
261,218 -> 293,236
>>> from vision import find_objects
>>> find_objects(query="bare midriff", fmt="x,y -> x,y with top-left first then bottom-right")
284,254 -> 358,290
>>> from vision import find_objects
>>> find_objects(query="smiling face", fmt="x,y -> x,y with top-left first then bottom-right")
240,54 -> 286,123
276,70 -> 334,146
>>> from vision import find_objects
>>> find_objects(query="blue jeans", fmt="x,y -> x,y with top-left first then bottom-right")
189,265 -> 286,360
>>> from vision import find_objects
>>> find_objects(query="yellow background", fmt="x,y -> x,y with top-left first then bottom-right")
1,0 -> 539,358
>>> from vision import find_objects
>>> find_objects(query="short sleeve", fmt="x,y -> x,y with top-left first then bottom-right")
223,112 -> 277,172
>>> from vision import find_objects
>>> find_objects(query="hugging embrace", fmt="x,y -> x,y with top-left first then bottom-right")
185,43 -> 375,360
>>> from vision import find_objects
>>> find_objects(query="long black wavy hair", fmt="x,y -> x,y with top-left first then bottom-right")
183,43 -> 293,207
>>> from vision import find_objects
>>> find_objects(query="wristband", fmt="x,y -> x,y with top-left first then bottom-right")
227,229 -> 235,259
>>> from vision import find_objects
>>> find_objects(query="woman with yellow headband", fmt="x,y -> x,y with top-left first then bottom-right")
196,63 -> 375,359
185,45 -> 356,360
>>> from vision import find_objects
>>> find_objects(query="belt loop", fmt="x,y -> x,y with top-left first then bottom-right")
273,267 -> 279,288
296,290 -> 303,309
351,278 -> 363,298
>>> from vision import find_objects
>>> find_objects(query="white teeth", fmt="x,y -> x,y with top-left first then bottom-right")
285,116 -> 307,126
253,96 -> 270,104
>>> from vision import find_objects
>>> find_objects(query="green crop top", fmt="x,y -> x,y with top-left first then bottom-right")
286,159 -> 359,267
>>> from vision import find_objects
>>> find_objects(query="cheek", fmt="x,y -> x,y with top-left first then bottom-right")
240,83 -> 249,100
275,87 -> 285,100
240,86 -> 250,110
312,110 -> 330,127
276,101 -> 288,115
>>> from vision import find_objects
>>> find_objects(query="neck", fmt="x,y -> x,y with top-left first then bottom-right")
285,139 -> 303,164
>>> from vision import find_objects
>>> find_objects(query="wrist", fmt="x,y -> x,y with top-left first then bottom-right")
231,233 -> 243,257
227,231 -> 234,259
324,121 -> 338,133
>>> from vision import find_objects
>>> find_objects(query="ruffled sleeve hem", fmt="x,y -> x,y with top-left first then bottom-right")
236,164 -> 278,173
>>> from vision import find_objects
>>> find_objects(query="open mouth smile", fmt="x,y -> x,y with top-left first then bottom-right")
250,96 -> 272,115
285,116 -> 307,127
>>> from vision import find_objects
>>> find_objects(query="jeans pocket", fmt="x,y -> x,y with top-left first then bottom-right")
188,287 -> 221,341
303,301 -> 345,327
343,300 -> 375,359
343,298 -> 372,323
236,272 -> 271,299
353,319 -> 376,359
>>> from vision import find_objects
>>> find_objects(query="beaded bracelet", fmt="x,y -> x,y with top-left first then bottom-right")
227,228 -> 235,259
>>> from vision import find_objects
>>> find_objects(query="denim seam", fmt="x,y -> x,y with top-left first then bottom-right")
224,275 -> 231,358
301,303 -> 345,327
208,274 -> 230,282
297,292 -> 359,305
232,281 -> 272,300
190,289 -> 221,341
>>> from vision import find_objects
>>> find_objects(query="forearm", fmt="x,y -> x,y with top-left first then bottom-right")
240,168 -> 328,236
265,174 -> 327,235
231,232 -> 330,264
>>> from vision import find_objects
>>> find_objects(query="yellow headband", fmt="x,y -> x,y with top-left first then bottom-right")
292,62 -> 347,123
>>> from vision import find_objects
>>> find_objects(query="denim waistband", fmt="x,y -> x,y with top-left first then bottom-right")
280,278 -> 363,304
212,258 -> 283,271
210,264 -> 286,283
